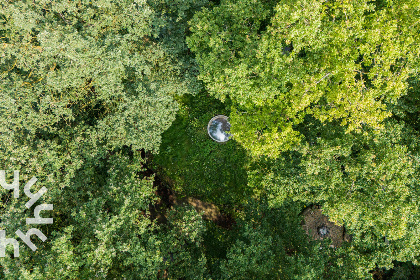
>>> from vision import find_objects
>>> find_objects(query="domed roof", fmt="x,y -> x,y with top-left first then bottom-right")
207,115 -> 231,142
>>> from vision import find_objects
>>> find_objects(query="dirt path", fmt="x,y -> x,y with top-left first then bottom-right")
139,150 -> 235,229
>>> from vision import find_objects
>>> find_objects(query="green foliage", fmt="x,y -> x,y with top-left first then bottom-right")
251,117 -> 420,277
0,0 -> 205,155
0,150 -> 164,279
201,220 -> 236,278
158,205 -> 208,279
0,0 -> 210,278
384,261 -> 420,280
1,0 -> 420,278
219,198 -> 353,280
188,0 -> 420,157
153,92 -> 252,206
388,73 -> 420,131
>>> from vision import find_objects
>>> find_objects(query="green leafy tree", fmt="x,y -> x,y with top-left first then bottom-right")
219,198 -> 352,279
188,0 -> 420,157
0,0 -> 209,278
158,205 -> 208,279
251,118 -> 420,277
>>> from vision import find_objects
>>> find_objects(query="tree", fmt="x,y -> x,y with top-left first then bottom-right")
219,198 -> 352,279
157,205 -> 208,279
252,117 -> 420,277
0,0 -> 209,278
188,0 -> 420,157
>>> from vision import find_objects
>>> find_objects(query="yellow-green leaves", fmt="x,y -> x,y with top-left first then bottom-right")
188,0 -> 419,157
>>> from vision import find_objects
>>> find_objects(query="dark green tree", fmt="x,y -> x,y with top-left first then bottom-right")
0,0 -> 209,278
250,118 -> 420,277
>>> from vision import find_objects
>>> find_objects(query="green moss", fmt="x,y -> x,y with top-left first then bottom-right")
153,92 -> 251,206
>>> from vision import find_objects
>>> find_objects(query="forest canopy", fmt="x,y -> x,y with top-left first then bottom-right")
188,0 -> 420,157
0,0 -> 420,279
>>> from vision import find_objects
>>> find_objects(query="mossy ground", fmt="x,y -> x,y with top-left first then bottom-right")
152,91 -> 252,208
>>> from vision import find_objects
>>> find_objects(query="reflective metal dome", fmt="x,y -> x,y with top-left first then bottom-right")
207,115 -> 231,142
